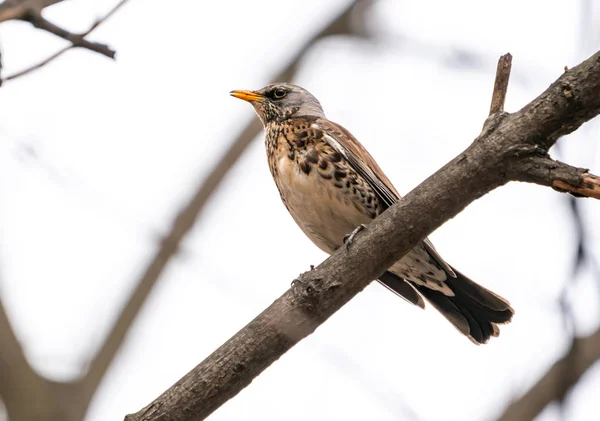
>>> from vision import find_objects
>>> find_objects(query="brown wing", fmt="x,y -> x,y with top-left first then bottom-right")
312,118 -> 456,277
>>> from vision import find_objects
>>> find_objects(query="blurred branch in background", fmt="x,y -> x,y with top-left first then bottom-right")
494,326 -> 600,421
125,51 -> 600,421
0,0 -> 131,84
0,290 -> 38,419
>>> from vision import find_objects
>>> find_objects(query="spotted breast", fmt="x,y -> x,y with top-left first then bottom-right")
265,117 -> 383,255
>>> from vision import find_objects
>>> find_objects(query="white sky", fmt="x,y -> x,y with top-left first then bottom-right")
0,0 -> 599,420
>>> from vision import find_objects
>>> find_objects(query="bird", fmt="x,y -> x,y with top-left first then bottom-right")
230,83 -> 513,344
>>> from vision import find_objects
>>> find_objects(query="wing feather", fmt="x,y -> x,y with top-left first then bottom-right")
313,119 -> 456,277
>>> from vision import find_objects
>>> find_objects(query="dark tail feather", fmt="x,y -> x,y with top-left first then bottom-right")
411,267 -> 514,344
378,271 -> 425,309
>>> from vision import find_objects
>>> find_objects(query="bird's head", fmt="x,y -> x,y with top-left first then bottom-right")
230,83 -> 325,125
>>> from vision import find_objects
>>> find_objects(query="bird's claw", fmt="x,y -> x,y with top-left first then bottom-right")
343,224 -> 367,251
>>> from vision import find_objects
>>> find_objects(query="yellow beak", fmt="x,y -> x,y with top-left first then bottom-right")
230,90 -> 264,102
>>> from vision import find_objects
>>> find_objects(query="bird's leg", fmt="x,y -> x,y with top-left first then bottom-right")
343,224 -> 367,251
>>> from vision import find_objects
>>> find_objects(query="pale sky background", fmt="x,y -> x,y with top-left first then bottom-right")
1,0 -> 600,420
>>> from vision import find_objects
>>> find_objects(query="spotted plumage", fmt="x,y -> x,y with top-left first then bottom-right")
231,83 -> 514,344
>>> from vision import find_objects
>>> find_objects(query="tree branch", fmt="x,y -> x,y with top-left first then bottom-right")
0,0 -> 66,24
494,327 -> 600,421
24,10 -> 114,58
554,172 -> 600,199
0,0 -> 130,83
489,53 -> 512,115
0,294 -> 34,399
77,0 -> 366,403
124,51 -> 600,421
512,155 -> 600,199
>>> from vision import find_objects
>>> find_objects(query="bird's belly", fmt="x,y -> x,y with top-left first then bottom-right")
274,157 -> 373,255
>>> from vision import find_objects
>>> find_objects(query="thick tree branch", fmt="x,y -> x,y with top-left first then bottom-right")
494,327 -> 600,421
124,51 -> 600,421
77,0 -> 366,404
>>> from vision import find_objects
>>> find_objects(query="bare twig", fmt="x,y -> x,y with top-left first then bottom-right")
1,0 -> 131,83
26,12 -> 114,57
511,156 -> 600,199
3,44 -> 70,81
124,51 -> 600,421
77,0 -> 366,402
489,53 -> 512,115
494,327 -> 600,421
553,173 -> 600,199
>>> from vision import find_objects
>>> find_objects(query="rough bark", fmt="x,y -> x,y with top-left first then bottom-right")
125,51 -> 600,421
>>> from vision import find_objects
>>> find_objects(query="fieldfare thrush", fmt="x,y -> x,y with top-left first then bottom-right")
231,83 -> 514,344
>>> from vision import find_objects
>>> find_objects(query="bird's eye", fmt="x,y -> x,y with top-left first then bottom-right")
273,88 -> 287,99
